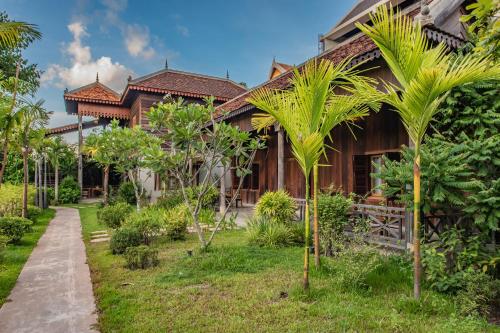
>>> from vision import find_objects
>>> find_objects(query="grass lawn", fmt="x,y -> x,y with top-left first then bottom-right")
79,204 -> 498,333
0,208 -> 55,305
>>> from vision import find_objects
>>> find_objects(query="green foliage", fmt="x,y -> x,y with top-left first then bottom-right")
2,152 -> 34,185
123,208 -> 163,245
58,176 -> 80,204
162,204 -> 190,240
255,190 -> 297,224
0,216 -> 31,243
155,190 -> 184,210
0,234 -> 8,262
117,181 -> 137,205
109,226 -> 142,255
26,205 -> 41,223
317,193 -> 353,255
0,183 -> 34,217
97,202 -> 132,229
186,185 -> 218,209
376,138 -> 481,213
455,273 -> 500,318
124,245 -> 159,270
246,216 -> 293,248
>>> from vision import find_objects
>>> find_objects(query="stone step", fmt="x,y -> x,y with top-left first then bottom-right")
90,237 -> 110,243
91,230 -> 108,235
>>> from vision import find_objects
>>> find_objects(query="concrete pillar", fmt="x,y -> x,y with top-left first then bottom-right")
277,126 -> 285,190
78,113 -> 83,196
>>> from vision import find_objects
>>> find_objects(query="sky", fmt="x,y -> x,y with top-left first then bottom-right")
2,0 -> 357,141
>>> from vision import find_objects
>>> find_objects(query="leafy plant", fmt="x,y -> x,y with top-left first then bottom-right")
0,216 -> 31,243
117,181 -> 138,205
97,202 -> 133,229
124,245 -> 159,270
317,193 -> 353,256
162,204 -> 190,240
246,216 -> 292,248
109,226 -> 142,255
155,190 -> 184,210
0,183 -> 34,217
123,208 -> 163,245
58,176 -> 80,204
255,190 -> 297,224
26,205 -> 41,223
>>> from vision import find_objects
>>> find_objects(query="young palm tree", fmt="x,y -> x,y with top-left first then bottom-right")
0,21 -> 41,48
46,136 -> 72,204
357,6 -> 500,299
14,100 -> 50,217
248,59 -> 379,288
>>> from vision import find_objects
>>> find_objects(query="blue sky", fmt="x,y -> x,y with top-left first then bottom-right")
2,0 -> 357,134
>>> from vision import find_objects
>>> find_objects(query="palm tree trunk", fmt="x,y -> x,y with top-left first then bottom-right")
54,164 -> 59,204
43,156 -> 47,208
413,148 -> 421,299
38,158 -> 42,208
0,141 -> 9,187
303,176 -> 311,290
313,163 -> 320,268
22,149 -> 28,218
103,165 -> 109,205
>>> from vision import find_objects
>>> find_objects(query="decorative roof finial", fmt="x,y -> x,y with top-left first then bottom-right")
226,70 -> 230,79
127,75 -> 132,81
64,88 -> 68,94
165,57 -> 168,69
273,56 -> 276,64
96,72 -> 99,82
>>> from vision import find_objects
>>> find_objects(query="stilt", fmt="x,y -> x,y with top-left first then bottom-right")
78,113 -> 83,197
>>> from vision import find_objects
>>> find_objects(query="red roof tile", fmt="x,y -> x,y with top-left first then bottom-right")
123,69 -> 247,102
64,82 -> 121,104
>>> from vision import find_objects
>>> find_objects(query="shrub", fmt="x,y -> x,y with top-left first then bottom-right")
247,216 -> 292,247
155,190 -> 184,210
117,181 -> 138,205
455,271 -> 500,318
163,204 -> 190,240
0,216 -> 32,243
317,193 -> 353,256
0,183 -> 35,217
109,226 -> 142,254
255,190 -> 297,224
124,245 -> 159,270
0,235 -> 8,262
186,185 -> 219,209
289,222 -> 306,245
123,208 -> 163,245
97,202 -> 133,229
27,205 -> 42,223
58,177 -> 80,204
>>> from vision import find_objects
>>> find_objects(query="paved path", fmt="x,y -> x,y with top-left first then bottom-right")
0,207 -> 98,333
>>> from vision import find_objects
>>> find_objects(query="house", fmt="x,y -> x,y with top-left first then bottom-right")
214,0 -> 467,205
48,67 -> 247,199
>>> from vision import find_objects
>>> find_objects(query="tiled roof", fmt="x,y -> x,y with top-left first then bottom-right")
45,119 -> 100,136
64,82 -> 121,104
123,69 -> 247,102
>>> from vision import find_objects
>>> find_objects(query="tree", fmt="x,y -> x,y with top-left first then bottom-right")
146,97 -> 263,250
85,128 -> 115,205
46,136 -> 74,204
13,99 -> 49,217
356,5 -> 500,299
0,18 -> 41,48
248,59 -> 378,289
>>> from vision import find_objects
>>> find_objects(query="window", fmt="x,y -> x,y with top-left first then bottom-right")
370,155 -> 383,196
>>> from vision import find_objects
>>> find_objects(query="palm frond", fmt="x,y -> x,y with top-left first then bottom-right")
0,21 -> 41,48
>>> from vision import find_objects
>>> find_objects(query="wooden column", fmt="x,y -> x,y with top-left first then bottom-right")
43,155 -> 48,208
78,113 -> 83,196
219,166 -> 226,214
277,126 -> 285,190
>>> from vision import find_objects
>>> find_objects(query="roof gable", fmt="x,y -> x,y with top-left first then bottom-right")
64,81 -> 121,104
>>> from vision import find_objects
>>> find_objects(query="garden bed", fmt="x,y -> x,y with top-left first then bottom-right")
79,204 -> 497,333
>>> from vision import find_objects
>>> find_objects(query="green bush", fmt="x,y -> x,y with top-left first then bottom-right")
97,202 -> 133,229
27,205 -> 42,223
455,271 -> 500,318
331,245 -> 382,290
186,185 -> 219,209
155,190 -> 184,210
0,235 -> 8,262
58,177 -> 80,204
0,183 -> 35,217
0,216 -> 32,243
255,190 -> 297,224
317,193 -> 353,256
123,208 -> 163,245
247,216 -> 292,247
109,226 -> 142,255
163,204 -> 190,240
124,245 -> 159,270
117,181 -> 137,205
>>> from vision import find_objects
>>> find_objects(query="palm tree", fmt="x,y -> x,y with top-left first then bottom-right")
249,59 -> 378,288
46,136 -> 71,204
356,5 -> 500,299
0,21 -> 41,48
0,96 -> 22,186
14,100 -> 50,217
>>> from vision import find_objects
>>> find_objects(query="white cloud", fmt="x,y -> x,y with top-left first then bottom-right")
124,24 -> 156,59
176,24 -> 189,37
41,22 -> 134,92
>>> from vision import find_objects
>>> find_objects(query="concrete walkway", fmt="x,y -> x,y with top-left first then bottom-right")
0,207 -> 98,333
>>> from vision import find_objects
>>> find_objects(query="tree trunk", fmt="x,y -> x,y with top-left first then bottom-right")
103,165 -> 109,206
43,156 -> 47,208
219,166 -> 226,214
38,158 -> 43,208
78,113 -> 83,197
55,164 -> 59,204
303,176 -> 310,290
22,150 -> 29,218
313,163 -> 320,268
413,150 -> 421,299
34,159 -> 39,206
0,142 -> 9,187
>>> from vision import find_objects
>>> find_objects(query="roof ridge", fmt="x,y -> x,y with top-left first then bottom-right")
129,68 -> 247,90
64,81 -> 120,99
